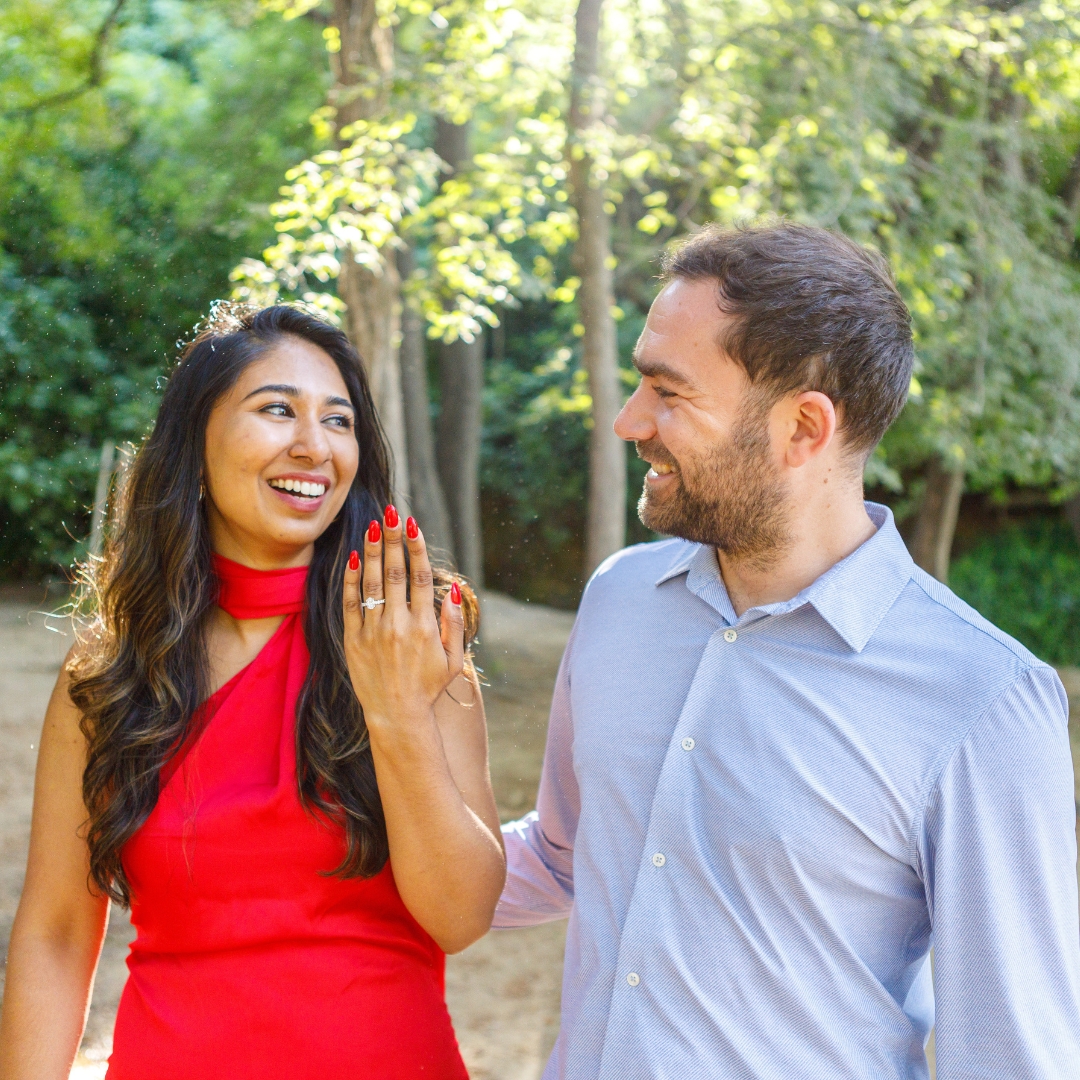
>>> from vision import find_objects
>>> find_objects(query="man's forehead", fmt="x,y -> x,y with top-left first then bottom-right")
634,278 -> 732,387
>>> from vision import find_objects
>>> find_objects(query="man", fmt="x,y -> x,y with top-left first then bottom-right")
494,222 -> 1080,1079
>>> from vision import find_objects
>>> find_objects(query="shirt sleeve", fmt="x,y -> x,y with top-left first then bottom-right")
919,664 -> 1080,1078
491,623 -> 581,929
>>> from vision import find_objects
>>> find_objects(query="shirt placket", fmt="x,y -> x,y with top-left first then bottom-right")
595,621 -> 745,1078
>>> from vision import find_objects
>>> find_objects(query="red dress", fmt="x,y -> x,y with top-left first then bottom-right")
107,556 -> 469,1079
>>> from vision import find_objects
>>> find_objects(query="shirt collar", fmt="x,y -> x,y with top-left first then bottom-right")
654,502 -> 914,652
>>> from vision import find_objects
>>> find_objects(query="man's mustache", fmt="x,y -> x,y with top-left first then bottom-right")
635,438 -> 679,470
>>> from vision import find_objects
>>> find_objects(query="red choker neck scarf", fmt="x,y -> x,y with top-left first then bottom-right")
212,554 -> 308,619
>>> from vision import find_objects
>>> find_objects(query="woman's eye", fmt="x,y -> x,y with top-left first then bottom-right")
262,402 -> 292,417
325,414 -> 353,429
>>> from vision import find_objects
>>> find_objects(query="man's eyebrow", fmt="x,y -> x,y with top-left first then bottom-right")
631,354 -> 698,391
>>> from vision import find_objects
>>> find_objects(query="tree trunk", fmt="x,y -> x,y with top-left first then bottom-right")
1062,495 -> 1080,549
433,117 -> 484,584
397,248 -> 453,556
88,440 -> 115,557
328,0 -> 410,503
331,0 -> 393,130
338,256 -> 410,506
1060,146 -> 1080,246
569,0 -> 626,577
436,337 -> 484,584
911,458 -> 964,583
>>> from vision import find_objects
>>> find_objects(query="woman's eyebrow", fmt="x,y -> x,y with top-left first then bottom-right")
243,383 -> 299,400
242,384 -> 353,410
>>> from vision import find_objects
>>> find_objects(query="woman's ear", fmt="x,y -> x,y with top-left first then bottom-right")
785,391 -> 837,469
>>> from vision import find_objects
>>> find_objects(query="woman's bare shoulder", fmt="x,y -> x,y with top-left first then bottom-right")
49,626 -> 105,730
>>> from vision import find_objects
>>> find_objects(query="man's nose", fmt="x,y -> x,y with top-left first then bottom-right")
614,382 -> 655,443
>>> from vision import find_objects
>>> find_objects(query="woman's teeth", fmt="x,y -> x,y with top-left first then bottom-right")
648,463 -> 674,477
269,478 -> 326,498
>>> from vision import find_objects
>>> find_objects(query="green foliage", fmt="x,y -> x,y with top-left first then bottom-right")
0,0 -> 327,574
482,311 -> 591,607
950,517 -> 1080,666
233,0 -> 579,342
481,301 -> 650,608
11,0 -> 1080,602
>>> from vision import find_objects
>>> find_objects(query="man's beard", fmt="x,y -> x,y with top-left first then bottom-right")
636,405 -> 790,564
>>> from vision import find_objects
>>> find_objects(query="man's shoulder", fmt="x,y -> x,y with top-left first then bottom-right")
882,565 -> 1063,726
901,564 -> 1044,670
583,538 -> 696,600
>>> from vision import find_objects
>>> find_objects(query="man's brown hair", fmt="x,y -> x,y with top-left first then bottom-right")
662,221 -> 914,456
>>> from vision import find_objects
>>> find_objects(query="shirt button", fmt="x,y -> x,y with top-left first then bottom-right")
652,852 -> 666,867
626,972 -> 640,986
723,628 -> 738,643
681,736 -> 695,751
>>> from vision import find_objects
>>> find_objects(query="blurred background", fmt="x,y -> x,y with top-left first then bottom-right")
3,0 -> 1080,1075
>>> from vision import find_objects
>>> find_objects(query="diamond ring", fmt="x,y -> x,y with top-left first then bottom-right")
363,597 -> 386,610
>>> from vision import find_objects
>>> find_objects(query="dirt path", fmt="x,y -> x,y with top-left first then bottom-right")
0,588 -> 573,1080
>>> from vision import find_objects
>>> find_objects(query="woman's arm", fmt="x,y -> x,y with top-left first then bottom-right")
343,511 -> 505,954
0,651 -> 110,1079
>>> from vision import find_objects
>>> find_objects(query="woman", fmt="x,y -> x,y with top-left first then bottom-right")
0,303 -> 505,1079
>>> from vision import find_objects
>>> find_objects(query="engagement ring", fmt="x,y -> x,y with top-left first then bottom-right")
363,597 -> 386,610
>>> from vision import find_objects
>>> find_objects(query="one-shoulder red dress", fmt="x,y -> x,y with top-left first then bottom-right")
107,555 -> 468,1079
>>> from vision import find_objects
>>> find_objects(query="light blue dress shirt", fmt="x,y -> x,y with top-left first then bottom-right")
494,504 -> 1080,1079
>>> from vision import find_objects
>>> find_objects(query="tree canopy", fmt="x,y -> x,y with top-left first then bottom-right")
6,0 -> 1080,604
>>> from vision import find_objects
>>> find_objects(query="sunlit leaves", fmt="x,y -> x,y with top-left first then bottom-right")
240,0 -> 1080,498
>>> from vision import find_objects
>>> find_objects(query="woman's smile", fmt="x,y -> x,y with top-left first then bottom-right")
267,472 -> 331,512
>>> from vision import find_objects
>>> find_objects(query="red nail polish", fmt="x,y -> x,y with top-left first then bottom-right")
348,549 -> 359,571
450,581 -> 462,605
384,504 -> 399,529
406,516 -> 418,540
368,520 -> 381,544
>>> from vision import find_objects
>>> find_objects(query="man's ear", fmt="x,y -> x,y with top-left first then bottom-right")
784,391 -> 837,469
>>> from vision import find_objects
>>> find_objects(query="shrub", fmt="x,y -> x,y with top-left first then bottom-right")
949,516 -> 1080,667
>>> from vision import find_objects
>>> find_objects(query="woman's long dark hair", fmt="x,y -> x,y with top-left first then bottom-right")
68,303 -> 478,905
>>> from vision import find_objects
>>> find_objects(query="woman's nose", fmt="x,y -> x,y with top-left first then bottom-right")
290,415 -> 332,463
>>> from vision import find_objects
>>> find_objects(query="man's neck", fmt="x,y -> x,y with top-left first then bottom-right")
717,490 -> 877,617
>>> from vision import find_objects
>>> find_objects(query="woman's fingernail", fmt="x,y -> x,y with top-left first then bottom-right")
348,549 -> 359,571
368,520 -> 381,544
385,504 -> 399,529
450,581 -> 462,605
406,516 -> 418,540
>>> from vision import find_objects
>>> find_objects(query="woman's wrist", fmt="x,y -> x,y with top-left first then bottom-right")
363,704 -> 441,748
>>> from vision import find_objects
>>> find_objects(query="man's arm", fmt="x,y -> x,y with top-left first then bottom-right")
493,625 -> 581,928
920,665 -> 1080,1077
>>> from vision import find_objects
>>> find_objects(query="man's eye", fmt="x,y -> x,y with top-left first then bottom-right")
654,385 -> 676,399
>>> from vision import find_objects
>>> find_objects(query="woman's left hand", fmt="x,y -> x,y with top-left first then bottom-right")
341,506 -> 503,954
342,505 -> 464,732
